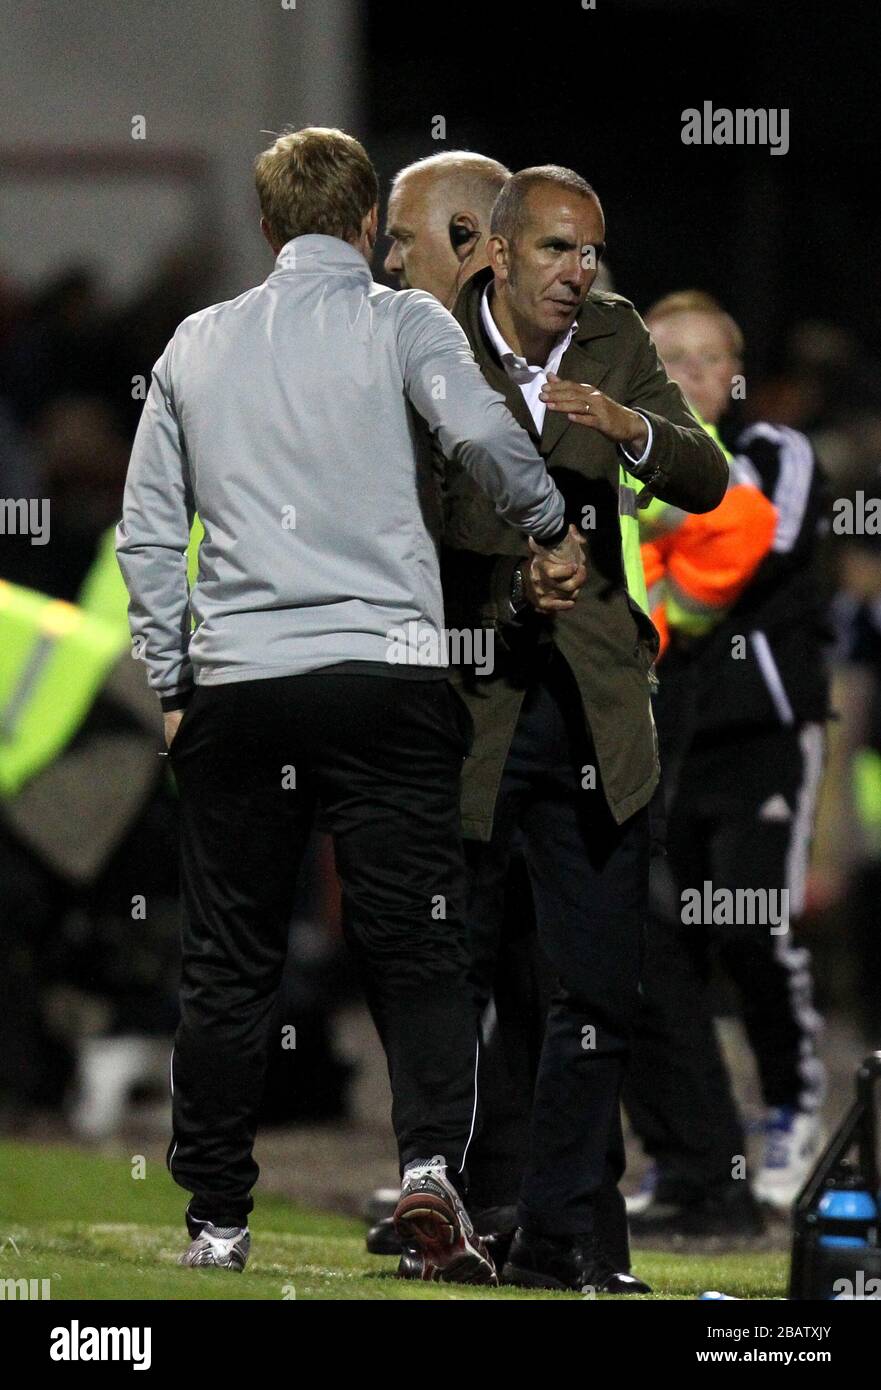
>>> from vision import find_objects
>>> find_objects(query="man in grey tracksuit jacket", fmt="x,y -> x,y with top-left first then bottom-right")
115,129 -> 578,1280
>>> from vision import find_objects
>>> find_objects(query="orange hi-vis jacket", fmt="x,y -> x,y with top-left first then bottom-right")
639,427 -> 778,659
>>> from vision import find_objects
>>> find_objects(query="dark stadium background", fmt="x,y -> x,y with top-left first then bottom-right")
365,0 -> 878,371
1,0 -> 880,1226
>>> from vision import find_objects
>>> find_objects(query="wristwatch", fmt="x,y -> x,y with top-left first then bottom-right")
509,561 -> 529,618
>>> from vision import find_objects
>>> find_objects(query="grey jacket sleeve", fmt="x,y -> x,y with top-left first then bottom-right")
115,338 -> 196,703
395,291 -> 567,545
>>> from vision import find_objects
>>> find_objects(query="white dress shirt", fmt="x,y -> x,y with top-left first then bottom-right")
479,285 -> 653,468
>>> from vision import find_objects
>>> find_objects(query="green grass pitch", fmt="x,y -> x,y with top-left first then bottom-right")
0,1142 -> 787,1300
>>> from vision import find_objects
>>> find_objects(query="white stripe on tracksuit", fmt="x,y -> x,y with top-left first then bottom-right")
738,421 -> 814,554
750,630 -> 796,725
168,1046 -> 177,1176
459,1039 -> 481,1175
772,721 -> 827,1112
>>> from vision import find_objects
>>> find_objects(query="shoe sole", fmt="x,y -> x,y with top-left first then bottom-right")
394,1194 -> 498,1285
754,1175 -> 817,1210
624,1193 -> 655,1216
753,1188 -> 799,1213
178,1254 -> 247,1271
501,1263 -> 651,1295
501,1262 -> 568,1291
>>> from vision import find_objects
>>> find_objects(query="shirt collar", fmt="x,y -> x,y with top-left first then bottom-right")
273,234 -> 372,280
479,283 -> 577,373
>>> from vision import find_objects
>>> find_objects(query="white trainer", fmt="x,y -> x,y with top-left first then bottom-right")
753,1107 -> 825,1211
179,1220 -> 251,1271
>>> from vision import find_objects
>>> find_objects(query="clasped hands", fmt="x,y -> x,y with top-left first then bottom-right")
519,373 -> 649,614
522,524 -> 588,613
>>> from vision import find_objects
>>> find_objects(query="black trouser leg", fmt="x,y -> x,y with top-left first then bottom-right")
465,835 -> 631,1262
167,674 -> 480,1223
596,1103 -> 630,1271
710,727 -> 826,1112
462,844 -> 542,1211
320,679 -> 480,1179
625,758 -> 747,1199
465,657 -> 648,1241
517,786 -> 649,1238
624,859 -> 746,1198
168,683 -> 313,1225
625,725 -> 826,1194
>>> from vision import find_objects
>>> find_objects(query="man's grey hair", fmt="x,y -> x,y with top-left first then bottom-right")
490,165 -> 598,243
392,150 -> 511,223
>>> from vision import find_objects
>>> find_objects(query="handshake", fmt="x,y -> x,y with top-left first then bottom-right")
518,523 -> 588,614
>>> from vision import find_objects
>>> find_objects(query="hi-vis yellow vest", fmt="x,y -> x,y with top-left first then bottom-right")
0,518 -> 206,798
619,464 -> 649,615
636,417 -> 734,634
0,580 -> 127,797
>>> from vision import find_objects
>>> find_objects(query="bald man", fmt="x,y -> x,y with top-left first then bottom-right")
378,154 -> 727,1293
379,151 -> 632,1282
384,151 -> 511,309
378,152 -> 563,1273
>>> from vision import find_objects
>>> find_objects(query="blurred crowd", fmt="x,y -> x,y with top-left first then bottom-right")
0,250 -> 356,1138
2,245 -> 881,1143
0,251 -> 216,597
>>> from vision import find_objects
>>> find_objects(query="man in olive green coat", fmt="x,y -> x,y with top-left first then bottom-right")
435,164 -> 727,1291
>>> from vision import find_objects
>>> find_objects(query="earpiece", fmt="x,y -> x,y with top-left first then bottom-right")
449,220 -> 476,251
445,218 -> 480,309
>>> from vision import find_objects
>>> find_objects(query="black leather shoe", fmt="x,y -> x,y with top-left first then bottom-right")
366,1215 -> 402,1255
397,1244 -> 428,1278
502,1228 -> 652,1294
363,1187 -> 399,1225
468,1204 -> 515,1272
628,1185 -> 765,1240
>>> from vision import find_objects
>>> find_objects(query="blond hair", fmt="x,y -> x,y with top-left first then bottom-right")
255,126 -> 378,247
645,290 -> 744,357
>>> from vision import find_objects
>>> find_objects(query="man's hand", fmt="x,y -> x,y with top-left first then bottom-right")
523,523 -> 588,613
164,709 -> 184,749
540,372 -> 649,454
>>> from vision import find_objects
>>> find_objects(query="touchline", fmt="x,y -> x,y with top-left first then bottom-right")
49,1321 -> 152,1370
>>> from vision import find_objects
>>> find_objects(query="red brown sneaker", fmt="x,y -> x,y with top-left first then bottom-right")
393,1156 -> 498,1285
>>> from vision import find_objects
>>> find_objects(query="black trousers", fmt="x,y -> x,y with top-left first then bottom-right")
624,723 -> 826,1199
464,651 -> 650,1241
166,673 -> 480,1225
464,851 -> 553,1216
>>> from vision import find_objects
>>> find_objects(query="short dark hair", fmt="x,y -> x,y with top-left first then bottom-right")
490,165 -> 598,243
255,126 -> 379,245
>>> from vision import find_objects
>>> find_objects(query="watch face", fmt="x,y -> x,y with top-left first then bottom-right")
511,566 -> 527,612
